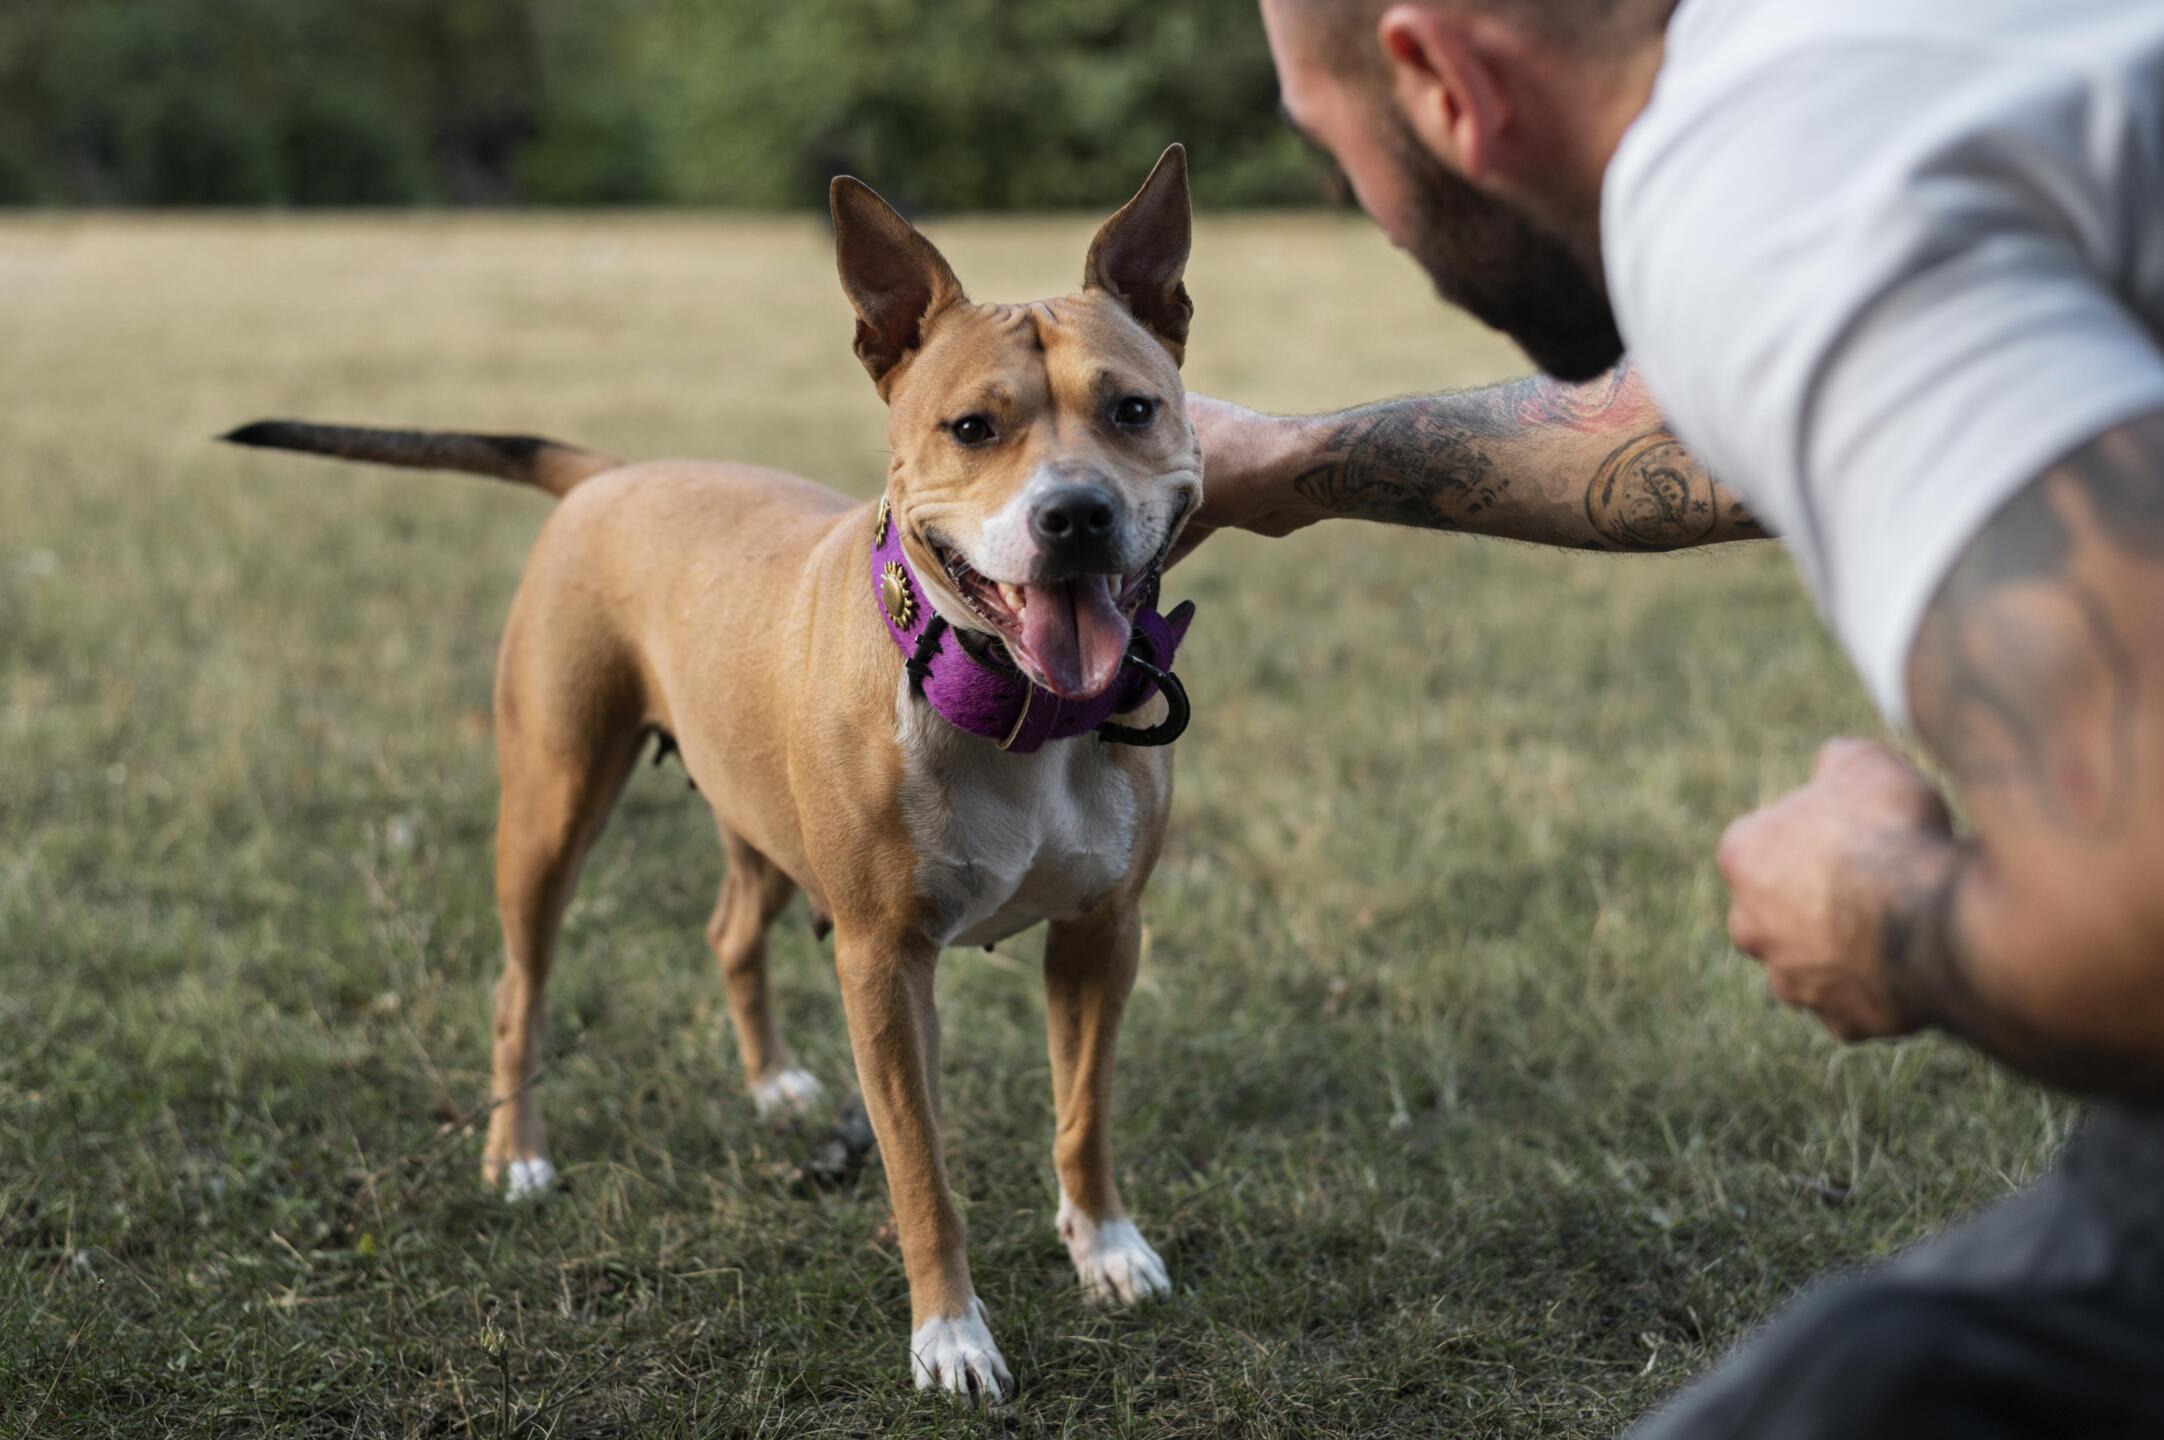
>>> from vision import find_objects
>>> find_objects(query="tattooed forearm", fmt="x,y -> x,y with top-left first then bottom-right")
1290,399 -> 1511,530
1286,365 -> 1767,550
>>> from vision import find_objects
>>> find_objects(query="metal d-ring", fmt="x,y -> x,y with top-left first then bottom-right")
1096,652 -> 1190,748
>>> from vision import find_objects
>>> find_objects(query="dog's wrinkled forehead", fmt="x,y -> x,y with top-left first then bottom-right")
889,293 -> 1182,440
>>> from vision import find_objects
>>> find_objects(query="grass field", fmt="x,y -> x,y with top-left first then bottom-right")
0,214 -> 2071,1437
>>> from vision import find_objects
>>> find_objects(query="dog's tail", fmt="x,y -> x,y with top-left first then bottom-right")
219,420 -> 619,499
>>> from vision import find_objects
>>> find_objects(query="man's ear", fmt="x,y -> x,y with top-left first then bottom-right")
1083,144 -> 1193,364
829,176 -> 966,394
1377,4 -> 1510,181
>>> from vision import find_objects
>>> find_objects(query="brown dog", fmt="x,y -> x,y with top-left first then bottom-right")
224,147 -> 1202,1399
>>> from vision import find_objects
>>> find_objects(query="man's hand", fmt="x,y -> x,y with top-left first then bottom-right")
1717,739 -> 1956,1043
1172,396 -> 1325,564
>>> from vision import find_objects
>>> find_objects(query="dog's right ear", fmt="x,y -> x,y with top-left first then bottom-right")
830,178 -> 966,396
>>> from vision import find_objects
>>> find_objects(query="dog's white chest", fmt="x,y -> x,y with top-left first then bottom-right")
894,686 -> 1138,949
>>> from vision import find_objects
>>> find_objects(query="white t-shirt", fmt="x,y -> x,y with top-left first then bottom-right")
1604,0 -> 2164,723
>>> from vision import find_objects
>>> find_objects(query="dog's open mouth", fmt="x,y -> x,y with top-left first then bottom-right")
929,514 -> 1182,702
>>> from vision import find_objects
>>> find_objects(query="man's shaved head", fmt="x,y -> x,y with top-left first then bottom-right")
1291,0 -> 1671,73
1263,0 -> 1657,378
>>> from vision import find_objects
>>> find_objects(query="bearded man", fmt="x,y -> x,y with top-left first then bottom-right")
1189,1 -> 2164,1434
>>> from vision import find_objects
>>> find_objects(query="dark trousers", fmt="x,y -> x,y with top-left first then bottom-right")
1628,1105 -> 2164,1440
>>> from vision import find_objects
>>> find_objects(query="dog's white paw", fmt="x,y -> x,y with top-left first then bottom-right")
751,1067 -> 825,1119
503,1156 -> 556,1202
1058,1193 -> 1171,1304
910,1298 -> 1012,1400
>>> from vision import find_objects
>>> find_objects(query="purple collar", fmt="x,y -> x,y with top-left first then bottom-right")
869,496 -> 1194,754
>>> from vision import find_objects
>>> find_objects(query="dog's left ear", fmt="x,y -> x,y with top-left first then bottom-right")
1084,144 -> 1193,364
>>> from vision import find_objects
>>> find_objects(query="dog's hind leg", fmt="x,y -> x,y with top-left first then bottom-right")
1044,900 -> 1171,1304
709,830 -> 824,1118
482,633 -> 643,1200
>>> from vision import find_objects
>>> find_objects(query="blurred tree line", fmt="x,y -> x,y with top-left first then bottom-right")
0,0 -> 1335,209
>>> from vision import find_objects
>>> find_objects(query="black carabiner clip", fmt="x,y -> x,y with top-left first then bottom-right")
1096,651 -> 1190,748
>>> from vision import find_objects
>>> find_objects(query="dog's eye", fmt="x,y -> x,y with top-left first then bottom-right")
1112,395 -> 1157,430
948,415 -> 996,447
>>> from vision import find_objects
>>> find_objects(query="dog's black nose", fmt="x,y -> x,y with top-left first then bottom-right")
1030,484 -> 1122,567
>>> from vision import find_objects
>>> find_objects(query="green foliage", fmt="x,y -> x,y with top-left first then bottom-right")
0,0 -> 1333,208
636,0 -> 1326,210
280,87 -> 429,207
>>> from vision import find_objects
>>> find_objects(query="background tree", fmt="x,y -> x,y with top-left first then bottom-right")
0,0 -> 1331,209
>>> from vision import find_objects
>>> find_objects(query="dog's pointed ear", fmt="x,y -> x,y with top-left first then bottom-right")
1083,144 -> 1193,364
830,177 -> 966,395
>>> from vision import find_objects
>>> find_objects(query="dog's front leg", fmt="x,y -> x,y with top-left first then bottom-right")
1044,901 -> 1171,1304
834,931 -> 1011,1399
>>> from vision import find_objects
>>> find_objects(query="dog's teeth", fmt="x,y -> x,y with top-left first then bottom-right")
997,582 -> 1027,613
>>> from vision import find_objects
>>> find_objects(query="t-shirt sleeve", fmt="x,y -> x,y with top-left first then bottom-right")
1606,50 -> 2164,724
1807,231 -> 2164,724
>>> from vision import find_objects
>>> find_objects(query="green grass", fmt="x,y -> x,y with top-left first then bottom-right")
0,214 -> 2069,1437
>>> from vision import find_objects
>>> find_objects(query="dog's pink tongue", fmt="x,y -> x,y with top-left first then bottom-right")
1018,575 -> 1130,700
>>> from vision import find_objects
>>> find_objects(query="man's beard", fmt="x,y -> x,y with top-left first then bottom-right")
1386,118 -> 1625,382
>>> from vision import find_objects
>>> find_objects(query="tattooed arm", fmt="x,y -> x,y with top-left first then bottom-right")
1719,410 -> 2164,1098
1891,410 -> 2164,1094
1181,362 -> 1766,556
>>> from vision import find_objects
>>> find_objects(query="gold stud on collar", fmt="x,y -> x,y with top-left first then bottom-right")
880,560 -> 917,630
874,495 -> 891,546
